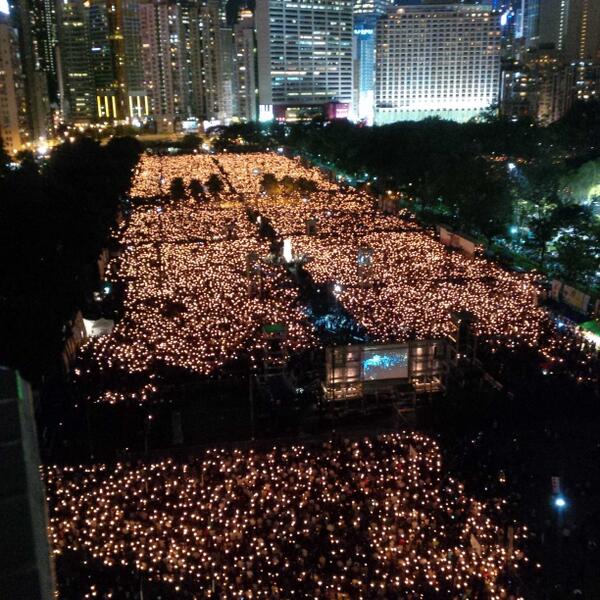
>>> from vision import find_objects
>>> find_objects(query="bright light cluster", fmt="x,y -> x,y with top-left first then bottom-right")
120,199 -> 257,245
130,154 -> 228,198
77,157 -> 317,403
250,190 -> 419,238
214,155 -> 545,347
79,235 -> 315,402
76,152 -> 596,404
293,232 -> 545,346
212,152 -> 338,194
46,433 -> 524,599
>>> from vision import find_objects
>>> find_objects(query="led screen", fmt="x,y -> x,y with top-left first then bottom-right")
362,347 -> 409,381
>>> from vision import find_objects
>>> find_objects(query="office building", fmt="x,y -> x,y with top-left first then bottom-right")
196,0 -> 226,121
374,3 -> 502,124
105,0 -> 148,121
500,52 -> 575,124
0,12 -> 29,151
561,0 -> 600,61
353,0 -> 392,123
538,0 -> 600,61
139,0 -> 193,127
9,0 -> 52,140
256,0 -> 354,122
57,0 -> 148,124
519,0 -> 540,48
233,8 -> 257,121
56,0 -> 96,122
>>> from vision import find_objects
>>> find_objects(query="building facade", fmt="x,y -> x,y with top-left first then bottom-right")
0,367 -> 56,600
256,0 -> 353,122
0,12 -> 30,151
139,0 -> 192,127
233,8 -> 257,121
9,0 -> 52,140
57,0 -> 148,124
56,0 -> 96,122
375,3 -> 502,124
352,0 -> 392,124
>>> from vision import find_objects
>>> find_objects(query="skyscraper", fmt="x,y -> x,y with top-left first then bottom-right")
218,0 -> 235,121
197,0 -> 225,120
353,0 -> 392,124
256,0 -> 353,122
520,0 -> 540,48
56,0 -> 94,122
8,0 -> 52,139
139,0 -> 192,127
233,8 -> 257,121
57,0 -> 148,124
374,3 -> 502,124
0,11 -> 28,151
560,0 -> 600,61
106,0 -> 148,120
539,0 -> 600,61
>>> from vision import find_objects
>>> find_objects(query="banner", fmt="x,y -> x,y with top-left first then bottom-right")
561,284 -> 590,314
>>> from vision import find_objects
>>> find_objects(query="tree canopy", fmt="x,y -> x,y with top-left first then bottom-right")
0,136 -> 142,382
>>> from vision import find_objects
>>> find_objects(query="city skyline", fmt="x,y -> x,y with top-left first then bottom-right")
0,0 -> 599,153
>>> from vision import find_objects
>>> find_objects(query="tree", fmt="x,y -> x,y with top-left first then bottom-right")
280,175 -> 296,194
555,221 -> 599,286
170,177 -> 186,200
0,135 -> 142,382
297,177 -> 317,193
16,149 -> 39,178
189,178 -> 204,200
105,136 -> 143,194
181,133 -> 201,151
206,174 -> 224,195
260,173 -> 280,195
452,158 -> 513,242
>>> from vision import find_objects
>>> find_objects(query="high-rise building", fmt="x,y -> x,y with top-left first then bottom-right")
0,12 -> 30,151
233,8 -> 257,121
105,0 -> 148,120
519,0 -> 540,48
374,3 -> 502,124
178,0 -> 203,119
561,0 -> 600,61
139,0 -> 192,127
498,49 -> 598,125
539,0 -> 600,61
57,0 -> 149,124
56,0 -> 97,122
197,0 -> 225,120
88,0 -> 119,120
217,0 -> 235,121
8,0 -> 52,140
352,0 -> 392,124
256,0 -> 354,122
32,0 -> 58,96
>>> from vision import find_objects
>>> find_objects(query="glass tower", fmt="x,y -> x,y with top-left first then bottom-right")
353,0 -> 392,123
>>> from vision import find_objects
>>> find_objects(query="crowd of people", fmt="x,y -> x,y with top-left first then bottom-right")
46,433 -> 526,599
212,152 -> 338,195
76,155 -> 318,403
215,155 -> 587,353
75,152 -> 598,404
